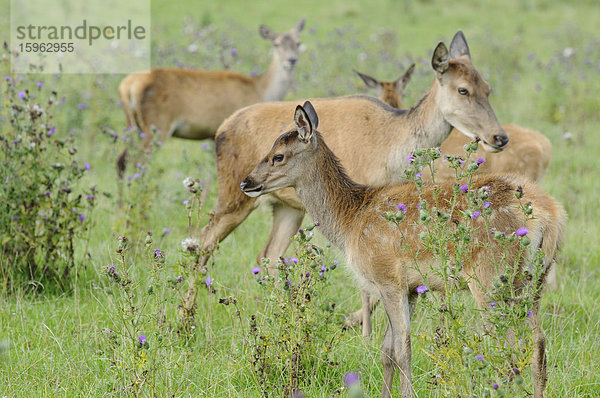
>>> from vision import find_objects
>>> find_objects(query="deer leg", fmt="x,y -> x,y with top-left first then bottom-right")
545,260 -> 557,291
361,290 -> 373,338
256,203 -> 305,274
379,289 -> 413,398
344,294 -> 380,336
529,304 -> 547,398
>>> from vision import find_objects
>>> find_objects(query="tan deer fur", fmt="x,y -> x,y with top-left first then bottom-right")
355,67 -> 552,183
241,102 -> 566,398
118,18 -> 305,146
352,67 -> 556,302
196,31 -> 508,279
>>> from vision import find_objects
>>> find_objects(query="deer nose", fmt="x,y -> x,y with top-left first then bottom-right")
240,180 -> 249,191
494,134 -> 509,148
288,58 -> 297,66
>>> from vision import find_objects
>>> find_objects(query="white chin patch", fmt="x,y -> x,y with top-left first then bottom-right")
243,190 -> 262,198
480,141 -> 502,153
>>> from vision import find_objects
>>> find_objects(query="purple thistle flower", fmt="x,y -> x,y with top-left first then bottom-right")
153,249 -> 164,260
460,184 -> 469,193
488,301 -> 497,308
182,200 -> 189,205
138,334 -> 147,345
133,173 -> 141,179
12,216 -> 20,222
52,226 -> 58,232
285,280 -> 292,285
157,141 -> 163,147
484,201 -> 491,208
459,159 -> 466,165
36,81 -> 44,88
86,194 -> 95,201
513,368 -> 521,376
290,257 -> 298,264
230,48 -> 238,57
4,76 -> 11,81
251,267 -> 261,275
493,382 -> 499,390
477,157 -> 486,165
78,214 -> 86,222
343,372 -> 360,387
77,102 -> 87,110
407,155 -> 415,163
305,271 -> 310,277
319,265 -> 327,276
516,227 -> 529,237
415,173 -> 422,179
475,354 -> 484,361
416,285 -> 428,294
18,91 -> 26,99
333,260 -> 339,266
201,142 -> 210,150
471,211 -> 480,219
45,191 -> 51,198
84,162 -> 90,171
205,276 -> 213,287
527,310 -> 533,319
163,227 -> 170,235
397,203 -> 407,212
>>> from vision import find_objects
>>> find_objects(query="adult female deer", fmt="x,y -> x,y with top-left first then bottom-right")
241,102 -> 566,398
354,67 -> 553,183
198,31 -> 508,275
116,19 -> 305,173
350,67 -> 557,326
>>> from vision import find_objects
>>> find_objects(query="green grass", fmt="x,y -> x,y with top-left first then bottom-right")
1,0 -> 600,396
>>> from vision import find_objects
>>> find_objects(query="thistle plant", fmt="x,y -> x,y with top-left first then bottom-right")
0,63 -> 95,293
385,142 -> 547,396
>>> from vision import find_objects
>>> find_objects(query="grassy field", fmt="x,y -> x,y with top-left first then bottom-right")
1,0 -> 599,396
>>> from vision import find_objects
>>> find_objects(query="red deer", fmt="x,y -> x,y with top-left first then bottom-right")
241,102 -> 566,398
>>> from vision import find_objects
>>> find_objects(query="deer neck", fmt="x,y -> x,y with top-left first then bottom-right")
384,80 -> 453,181
255,53 -> 294,102
405,80 -> 453,149
294,135 -> 367,251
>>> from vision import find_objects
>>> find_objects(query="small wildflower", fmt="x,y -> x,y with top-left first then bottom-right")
37,81 -> 44,88
138,334 -> 147,345
12,216 -> 20,222
319,265 -> 326,276
416,285 -> 428,294
493,383 -> 499,390
163,227 -> 171,235
488,301 -> 497,308
471,211 -> 480,219
3,76 -> 10,81
175,275 -> 184,283
285,280 -> 292,285
397,203 -> 407,212
133,173 -> 141,179
513,368 -> 521,376
181,238 -> 199,253
182,199 -> 189,205
78,214 -> 86,222
477,157 -> 486,165
407,155 -> 414,163
289,257 -> 299,264
460,184 -> 469,193
415,173 -> 422,179
202,142 -> 210,150
153,249 -> 165,263
515,185 -> 524,199
230,48 -> 238,57
476,354 -> 484,361
18,91 -> 26,99
516,227 -> 529,237
484,201 -> 491,208
527,310 -> 533,319
459,159 -> 466,165
252,267 -> 261,275
86,194 -> 94,201
205,276 -> 213,287
84,162 -> 90,171
305,271 -> 310,277
77,102 -> 87,110
343,372 -> 360,387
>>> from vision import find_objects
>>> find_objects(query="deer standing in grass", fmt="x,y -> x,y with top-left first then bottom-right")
354,66 -> 557,298
241,102 -> 566,398
197,31 -> 507,274
355,67 -> 553,183
116,19 -> 305,172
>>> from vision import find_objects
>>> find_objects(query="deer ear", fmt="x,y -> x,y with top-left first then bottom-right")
295,18 -> 306,34
295,104 -> 314,143
259,24 -> 277,41
400,63 -> 416,88
302,101 -> 319,130
355,70 -> 380,89
449,30 -> 471,61
431,42 -> 449,74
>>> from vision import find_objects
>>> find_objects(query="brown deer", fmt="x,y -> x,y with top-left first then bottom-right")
353,67 -> 557,297
197,31 -> 508,279
116,19 -> 305,172
241,102 -> 566,398
354,67 -> 552,183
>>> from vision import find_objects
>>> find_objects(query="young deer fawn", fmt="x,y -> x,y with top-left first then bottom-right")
196,31 -> 508,279
241,102 -> 566,398
116,19 -> 305,174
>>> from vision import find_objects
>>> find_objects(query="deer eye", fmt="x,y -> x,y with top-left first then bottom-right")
458,87 -> 469,96
273,154 -> 284,163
